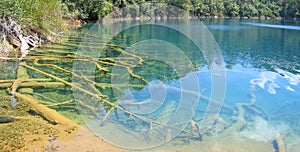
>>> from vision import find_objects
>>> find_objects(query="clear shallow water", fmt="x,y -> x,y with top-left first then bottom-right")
88,18 -> 300,150
2,18 -> 299,151
68,19 -> 300,148
64,19 -> 299,151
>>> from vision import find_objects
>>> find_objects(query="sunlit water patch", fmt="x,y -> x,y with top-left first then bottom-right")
207,25 -> 249,30
242,22 -> 300,30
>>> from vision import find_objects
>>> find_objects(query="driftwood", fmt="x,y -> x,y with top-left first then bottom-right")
0,17 -> 40,58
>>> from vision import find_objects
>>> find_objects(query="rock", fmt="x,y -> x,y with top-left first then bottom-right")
0,40 -> 14,57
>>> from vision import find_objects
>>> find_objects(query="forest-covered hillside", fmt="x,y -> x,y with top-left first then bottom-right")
0,0 -> 299,50
62,0 -> 300,21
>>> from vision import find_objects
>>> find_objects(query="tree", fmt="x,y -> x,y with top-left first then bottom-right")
281,0 -> 300,18
62,0 -> 113,21
239,1 -> 258,18
256,2 -> 266,18
215,0 -> 225,17
61,0 -> 300,20
224,0 -> 240,17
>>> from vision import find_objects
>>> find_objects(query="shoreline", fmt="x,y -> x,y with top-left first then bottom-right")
96,15 -> 299,24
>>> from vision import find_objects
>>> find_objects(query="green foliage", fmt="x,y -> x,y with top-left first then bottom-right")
58,0 -> 300,20
239,2 -> 258,18
0,1 -> 22,20
224,0 -> 240,17
0,0 -> 66,36
282,0 -> 300,18
62,0 -> 113,21
1,0 -> 300,34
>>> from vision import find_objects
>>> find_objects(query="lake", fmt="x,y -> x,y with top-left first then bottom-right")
1,18 -> 300,151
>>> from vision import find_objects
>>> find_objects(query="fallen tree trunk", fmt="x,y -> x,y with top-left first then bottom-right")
12,59 -> 78,128
0,115 -> 15,123
276,134 -> 287,152
0,81 -> 65,88
0,115 -> 30,123
14,92 -> 78,128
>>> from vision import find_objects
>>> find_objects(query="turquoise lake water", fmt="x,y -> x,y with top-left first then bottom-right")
1,17 -> 300,151
72,18 -> 300,151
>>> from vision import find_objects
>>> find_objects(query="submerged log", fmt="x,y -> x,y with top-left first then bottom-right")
190,120 -> 203,141
276,133 -> 287,152
14,92 -> 78,128
0,81 -> 65,88
10,78 -> 21,94
12,60 -> 78,128
0,115 -> 15,123
0,115 -> 30,123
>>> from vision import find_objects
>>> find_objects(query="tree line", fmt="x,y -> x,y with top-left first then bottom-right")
61,0 -> 300,21
0,0 -> 299,44
1,0 -> 299,26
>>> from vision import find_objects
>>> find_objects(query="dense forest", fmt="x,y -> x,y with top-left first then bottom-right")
0,0 -> 299,50
62,0 -> 300,21
2,0 -> 300,23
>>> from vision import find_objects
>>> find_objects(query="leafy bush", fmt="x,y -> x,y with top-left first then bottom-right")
61,0 -> 113,22
0,0 -> 66,37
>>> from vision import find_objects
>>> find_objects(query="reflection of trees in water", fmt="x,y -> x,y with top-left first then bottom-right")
202,18 -> 300,74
